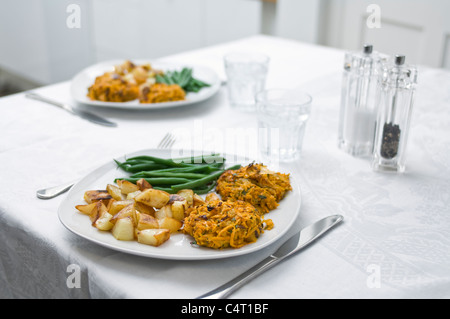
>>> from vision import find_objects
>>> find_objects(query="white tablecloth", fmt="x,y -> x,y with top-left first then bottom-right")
1,35 -> 449,299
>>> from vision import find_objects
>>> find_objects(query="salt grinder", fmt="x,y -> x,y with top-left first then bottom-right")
372,55 -> 418,173
338,44 -> 383,157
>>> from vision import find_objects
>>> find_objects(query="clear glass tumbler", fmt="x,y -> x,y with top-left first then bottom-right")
224,52 -> 270,111
256,89 -> 312,162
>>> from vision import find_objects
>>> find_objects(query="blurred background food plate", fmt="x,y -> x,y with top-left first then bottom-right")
70,60 -> 221,110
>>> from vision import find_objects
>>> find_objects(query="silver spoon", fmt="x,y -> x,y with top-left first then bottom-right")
36,180 -> 76,199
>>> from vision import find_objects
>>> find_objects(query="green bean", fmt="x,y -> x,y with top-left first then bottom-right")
130,172 -> 208,179
179,68 -> 192,87
149,165 -> 219,173
173,155 -> 225,165
122,163 -> 167,173
155,74 -> 167,84
163,74 -> 174,85
227,164 -> 242,171
130,167 -> 198,174
121,155 -> 166,163
170,170 -> 223,192
169,175 -> 219,192
128,156 -> 194,168
152,186 -> 177,194
114,159 -> 168,171
129,163 -> 223,176
191,77 -> 210,88
121,160 -> 149,166
114,159 -> 128,170
125,154 -> 224,165
191,182 -> 217,194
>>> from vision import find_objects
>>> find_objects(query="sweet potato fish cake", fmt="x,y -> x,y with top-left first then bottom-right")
87,72 -> 139,102
215,163 -> 292,215
86,60 -> 186,104
183,197 -> 273,249
139,83 -> 185,103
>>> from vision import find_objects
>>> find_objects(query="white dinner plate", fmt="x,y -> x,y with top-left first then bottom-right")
70,60 -> 221,110
57,149 -> 301,260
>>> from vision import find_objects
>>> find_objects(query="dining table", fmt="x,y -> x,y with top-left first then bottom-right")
0,34 -> 449,301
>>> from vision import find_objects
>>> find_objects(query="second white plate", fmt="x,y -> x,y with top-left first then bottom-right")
57,149 -> 301,260
70,60 -> 221,110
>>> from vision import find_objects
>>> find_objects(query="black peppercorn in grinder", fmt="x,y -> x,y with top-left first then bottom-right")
372,55 -> 418,173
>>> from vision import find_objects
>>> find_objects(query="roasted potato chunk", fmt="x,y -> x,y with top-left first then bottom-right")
111,217 -> 135,241
171,201 -> 186,221
88,201 -> 103,224
158,217 -> 183,233
135,188 -> 170,209
93,212 -> 114,231
108,199 -> 134,215
126,190 -> 142,200
136,178 -> 152,191
177,189 -> 194,207
107,184 -> 124,201
117,179 -> 140,194
193,193 -> 206,207
155,204 -> 172,219
136,212 -> 159,231
205,192 -> 220,203
134,201 -> 156,216
163,194 -> 188,220
111,203 -> 137,225
84,190 -> 112,204
75,202 -> 98,215
137,229 -> 170,246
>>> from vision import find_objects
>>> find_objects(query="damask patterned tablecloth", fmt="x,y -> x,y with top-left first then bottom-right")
293,67 -> 450,298
0,35 -> 449,299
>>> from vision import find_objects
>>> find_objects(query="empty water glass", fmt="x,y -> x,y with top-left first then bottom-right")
224,52 -> 269,111
256,89 -> 312,162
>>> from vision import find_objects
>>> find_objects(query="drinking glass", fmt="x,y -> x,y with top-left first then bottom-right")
256,89 -> 312,162
224,52 -> 269,111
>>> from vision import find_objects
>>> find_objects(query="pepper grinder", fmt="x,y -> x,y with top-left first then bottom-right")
338,44 -> 384,157
372,55 -> 418,173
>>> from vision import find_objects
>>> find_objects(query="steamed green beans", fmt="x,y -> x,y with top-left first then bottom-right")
114,154 -> 240,194
130,172 -> 209,179
169,164 -> 241,192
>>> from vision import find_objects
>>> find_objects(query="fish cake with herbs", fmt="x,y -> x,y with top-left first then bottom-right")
215,163 -> 292,215
183,199 -> 272,249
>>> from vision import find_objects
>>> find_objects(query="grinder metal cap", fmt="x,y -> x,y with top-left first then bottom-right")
394,55 -> 406,65
363,44 -> 373,54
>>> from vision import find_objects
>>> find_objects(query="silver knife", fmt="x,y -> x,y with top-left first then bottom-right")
25,92 -> 117,127
196,214 -> 344,299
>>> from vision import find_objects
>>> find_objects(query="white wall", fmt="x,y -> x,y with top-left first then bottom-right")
0,0 -> 50,84
274,0 -> 322,43
320,0 -> 450,68
1,0 -> 449,87
0,0 -> 262,85
0,0 -> 96,84
92,0 -> 261,61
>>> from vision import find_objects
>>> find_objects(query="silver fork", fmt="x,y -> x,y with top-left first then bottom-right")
157,132 -> 176,149
36,133 -> 176,199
